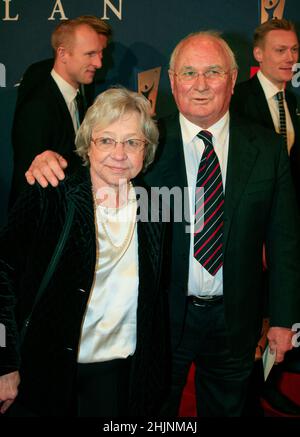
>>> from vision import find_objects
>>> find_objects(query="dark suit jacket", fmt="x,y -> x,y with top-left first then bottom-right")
144,111 -> 300,360
15,59 -> 94,111
230,74 -> 300,202
10,61 -> 94,207
0,166 -> 170,416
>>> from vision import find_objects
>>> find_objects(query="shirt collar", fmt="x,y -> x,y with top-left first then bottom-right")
180,111 -> 230,144
51,68 -> 78,104
257,70 -> 284,100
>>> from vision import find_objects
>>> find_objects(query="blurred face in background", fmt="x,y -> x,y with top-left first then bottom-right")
57,24 -> 107,88
254,29 -> 299,89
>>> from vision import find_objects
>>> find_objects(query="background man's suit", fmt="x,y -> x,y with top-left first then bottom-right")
230,73 -> 300,414
10,60 -> 94,207
144,111 -> 300,362
230,74 -> 300,203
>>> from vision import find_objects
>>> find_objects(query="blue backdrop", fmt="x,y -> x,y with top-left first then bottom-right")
1,0 -> 300,225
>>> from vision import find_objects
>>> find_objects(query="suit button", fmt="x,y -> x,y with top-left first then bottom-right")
78,288 -> 86,293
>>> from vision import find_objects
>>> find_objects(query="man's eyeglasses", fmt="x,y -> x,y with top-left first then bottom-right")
173,67 -> 230,83
92,137 -> 147,153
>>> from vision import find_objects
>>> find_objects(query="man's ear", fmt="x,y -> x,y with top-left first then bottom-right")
231,68 -> 238,95
168,69 -> 175,94
57,46 -> 67,63
253,46 -> 263,64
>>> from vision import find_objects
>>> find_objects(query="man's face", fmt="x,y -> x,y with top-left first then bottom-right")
169,36 -> 237,128
61,25 -> 108,88
254,30 -> 299,88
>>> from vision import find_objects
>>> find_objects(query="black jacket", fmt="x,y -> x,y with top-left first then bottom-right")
0,166 -> 170,416
144,112 -> 300,359
231,74 -> 300,203
10,60 -> 94,207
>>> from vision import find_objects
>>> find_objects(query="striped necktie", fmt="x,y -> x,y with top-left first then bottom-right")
194,130 -> 224,276
276,91 -> 287,148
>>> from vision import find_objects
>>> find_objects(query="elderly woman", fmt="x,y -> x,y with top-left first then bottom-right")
0,87 -> 169,417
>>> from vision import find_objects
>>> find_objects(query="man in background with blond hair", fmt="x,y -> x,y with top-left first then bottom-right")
231,18 -> 300,200
10,16 -> 111,207
231,18 -> 300,416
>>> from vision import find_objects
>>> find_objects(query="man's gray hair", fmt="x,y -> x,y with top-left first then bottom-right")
169,30 -> 238,72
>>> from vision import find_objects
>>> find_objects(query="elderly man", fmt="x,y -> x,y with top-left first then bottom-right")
22,31 -> 300,417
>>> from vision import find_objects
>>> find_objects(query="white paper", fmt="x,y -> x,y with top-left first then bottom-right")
262,345 -> 276,381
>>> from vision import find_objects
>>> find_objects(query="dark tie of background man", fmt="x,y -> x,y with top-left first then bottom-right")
193,130 -> 224,276
276,91 -> 288,148
76,88 -> 85,125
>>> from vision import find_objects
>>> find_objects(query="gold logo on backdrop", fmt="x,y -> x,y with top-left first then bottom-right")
138,67 -> 161,115
261,0 -> 285,23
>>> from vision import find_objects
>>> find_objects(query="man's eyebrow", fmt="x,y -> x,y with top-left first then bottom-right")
181,65 -> 196,70
180,64 -> 223,70
274,44 -> 299,48
85,50 -> 98,55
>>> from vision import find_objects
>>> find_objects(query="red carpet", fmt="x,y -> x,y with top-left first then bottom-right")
179,364 -> 196,417
179,364 -> 300,417
262,372 -> 300,417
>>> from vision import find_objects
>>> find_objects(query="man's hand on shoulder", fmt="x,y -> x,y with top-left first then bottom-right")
25,151 -> 68,188
0,371 -> 20,414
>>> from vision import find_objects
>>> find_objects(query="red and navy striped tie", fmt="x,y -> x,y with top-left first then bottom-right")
194,130 -> 224,275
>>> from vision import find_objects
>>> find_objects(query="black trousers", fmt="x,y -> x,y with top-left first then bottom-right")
7,357 -> 132,417
161,298 -> 254,417
76,357 -> 132,417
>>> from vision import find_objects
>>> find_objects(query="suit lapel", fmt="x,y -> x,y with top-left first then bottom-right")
157,114 -> 188,191
161,114 -> 191,254
249,75 -> 275,129
223,115 -> 259,252
65,168 -> 96,265
148,114 -> 191,250
286,90 -> 299,127
135,185 -> 164,313
49,76 -> 76,139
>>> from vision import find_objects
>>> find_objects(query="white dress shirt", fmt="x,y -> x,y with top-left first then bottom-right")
257,70 -> 294,154
51,69 -> 79,132
180,112 -> 230,297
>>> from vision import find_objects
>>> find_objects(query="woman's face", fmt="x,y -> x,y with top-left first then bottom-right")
88,111 -> 146,194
